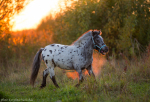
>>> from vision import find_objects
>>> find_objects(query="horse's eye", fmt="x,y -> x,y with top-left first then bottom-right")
96,40 -> 100,43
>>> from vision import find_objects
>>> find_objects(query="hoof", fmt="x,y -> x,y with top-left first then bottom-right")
75,84 -> 80,87
56,85 -> 60,88
40,84 -> 46,89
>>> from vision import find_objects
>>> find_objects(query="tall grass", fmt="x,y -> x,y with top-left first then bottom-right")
1,47 -> 150,101
0,29 -> 53,80
0,30 -> 150,102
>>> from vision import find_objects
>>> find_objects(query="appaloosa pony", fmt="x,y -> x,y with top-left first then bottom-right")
30,30 -> 108,88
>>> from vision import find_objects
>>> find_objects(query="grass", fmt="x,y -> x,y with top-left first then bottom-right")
0,52 -> 150,102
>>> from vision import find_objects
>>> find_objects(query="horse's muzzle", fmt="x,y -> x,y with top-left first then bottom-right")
100,46 -> 109,55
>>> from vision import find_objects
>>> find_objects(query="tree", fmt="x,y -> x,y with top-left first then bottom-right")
0,0 -> 30,32
0,0 -> 30,63
37,0 -> 150,57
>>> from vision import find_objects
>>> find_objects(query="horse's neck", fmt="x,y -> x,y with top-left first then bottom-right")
80,37 -> 93,53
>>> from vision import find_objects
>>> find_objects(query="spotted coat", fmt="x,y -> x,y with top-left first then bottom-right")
31,30 -> 109,88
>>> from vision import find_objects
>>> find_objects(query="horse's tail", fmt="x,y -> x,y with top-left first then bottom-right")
30,48 -> 44,86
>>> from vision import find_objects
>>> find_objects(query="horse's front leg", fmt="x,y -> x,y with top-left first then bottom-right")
86,65 -> 96,80
75,69 -> 84,87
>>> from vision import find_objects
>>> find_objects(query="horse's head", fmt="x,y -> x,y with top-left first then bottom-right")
92,30 -> 109,55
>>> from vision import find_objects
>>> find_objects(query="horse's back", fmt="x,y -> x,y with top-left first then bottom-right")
42,44 -> 68,58
41,44 -> 77,69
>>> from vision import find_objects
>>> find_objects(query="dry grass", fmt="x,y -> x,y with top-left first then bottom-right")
0,46 -> 150,102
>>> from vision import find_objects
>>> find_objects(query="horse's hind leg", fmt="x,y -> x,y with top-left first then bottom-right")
40,68 -> 49,89
49,68 -> 59,88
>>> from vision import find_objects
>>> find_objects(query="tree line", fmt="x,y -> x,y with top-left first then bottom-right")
38,0 -> 150,57
0,0 -> 150,65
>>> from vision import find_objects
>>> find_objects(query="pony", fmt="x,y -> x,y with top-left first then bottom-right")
30,30 -> 108,88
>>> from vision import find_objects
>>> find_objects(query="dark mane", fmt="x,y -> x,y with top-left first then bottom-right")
72,30 -> 92,45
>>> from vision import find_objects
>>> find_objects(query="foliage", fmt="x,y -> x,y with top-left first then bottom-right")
0,0 -> 29,31
37,0 -> 150,57
0,0 -> 150,101
0,0 -> 30,64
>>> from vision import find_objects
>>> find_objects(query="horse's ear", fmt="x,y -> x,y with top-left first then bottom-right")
100,29 -> 102,35
92,30 -> 94,36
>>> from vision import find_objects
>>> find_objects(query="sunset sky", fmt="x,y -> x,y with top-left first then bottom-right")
10,0 -> 67,31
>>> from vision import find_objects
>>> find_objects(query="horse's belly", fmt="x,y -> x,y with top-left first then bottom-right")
55,60 -> 74,70
53,53 -> 74,70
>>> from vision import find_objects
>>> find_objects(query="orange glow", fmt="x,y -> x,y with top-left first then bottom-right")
66,52 -> 106,80
92,52 -> 106,76
10,0 -> 71,31
66,71 -> 79,80
10,29 -> 53,46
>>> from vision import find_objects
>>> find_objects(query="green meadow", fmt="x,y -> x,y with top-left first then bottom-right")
1,51 -> 150,102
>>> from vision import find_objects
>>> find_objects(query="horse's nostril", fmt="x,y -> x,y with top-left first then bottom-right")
105,47 -> 109,52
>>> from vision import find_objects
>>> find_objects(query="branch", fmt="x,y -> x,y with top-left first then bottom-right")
0,11 -> 8,21
0,0 -> 5,10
